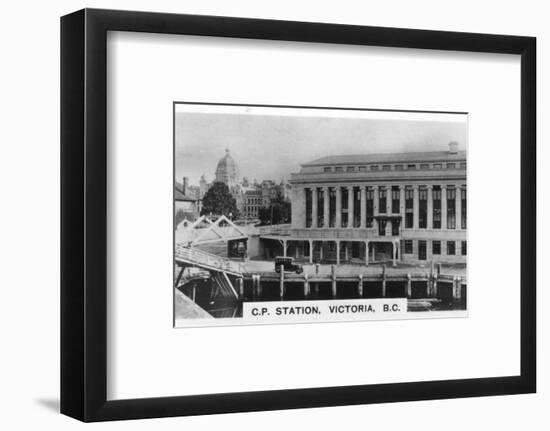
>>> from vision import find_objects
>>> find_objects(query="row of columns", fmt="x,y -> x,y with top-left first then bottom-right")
307,184 -> 464,230
280,238 -> 400,267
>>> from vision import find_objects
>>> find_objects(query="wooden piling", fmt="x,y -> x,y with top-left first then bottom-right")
279,264 -> 285,299
303,274 -> 309,298
331,265 -> 337,298
433,274 -> 438,298
238,277 -> 244,298
432,260 -> 435,297
381,264 -> 387,297
453,276 -> 462,300
407,273 -> 412,298
358,274 -> 363,297
252,275 -> 257,299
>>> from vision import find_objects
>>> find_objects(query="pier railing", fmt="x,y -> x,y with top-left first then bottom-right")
175,243 -> 245,275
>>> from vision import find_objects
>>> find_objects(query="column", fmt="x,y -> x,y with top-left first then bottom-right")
413,185 -> 419,229
336,241 -> 340,265
309,240 -> 313,264
365,240 -> 369,265
348,186 -> 354,228
392,241 -> 397,267
397,240 -> 401,262
386,186 -> 392,215
360,186 -> 367,228
427,185 -> 433,229
323,187 -> 330,228
456,185 -> 462,230
441,185 -> 447,229
335,187 -> 342,228
373,185 -> 379,232
311,187 -> 318,228
283,240 -> 287,257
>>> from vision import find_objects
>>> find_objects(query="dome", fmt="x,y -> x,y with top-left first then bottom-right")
215,148 -> 239,187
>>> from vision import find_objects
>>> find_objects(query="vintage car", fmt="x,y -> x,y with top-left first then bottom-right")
274,256 -> 304,274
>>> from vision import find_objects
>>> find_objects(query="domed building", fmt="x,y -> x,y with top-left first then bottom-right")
215,148 -> 239,187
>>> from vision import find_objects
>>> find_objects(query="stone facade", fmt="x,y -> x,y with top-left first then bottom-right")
286,143 -> 467,264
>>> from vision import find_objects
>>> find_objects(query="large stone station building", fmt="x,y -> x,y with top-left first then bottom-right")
261,142 -> 467,265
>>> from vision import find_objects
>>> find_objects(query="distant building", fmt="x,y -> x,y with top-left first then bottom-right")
177,149 -> 292,221
243,189 -> 263,219
215,148 -> 239,187
175,178 -> 201,223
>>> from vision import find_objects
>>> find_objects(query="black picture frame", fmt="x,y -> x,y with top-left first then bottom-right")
61,8 -> 536,422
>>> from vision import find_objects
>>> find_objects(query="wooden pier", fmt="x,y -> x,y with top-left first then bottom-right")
174,244 -> 466,309
240,264 -> 466,301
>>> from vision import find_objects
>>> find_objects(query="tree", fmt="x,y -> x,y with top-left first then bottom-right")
200,182 -> 238,218
258,191 -> 291,225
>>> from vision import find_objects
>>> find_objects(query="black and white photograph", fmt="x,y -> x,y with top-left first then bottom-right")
174,103 -> 468,327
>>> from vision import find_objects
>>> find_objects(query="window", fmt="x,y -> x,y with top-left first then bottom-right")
434,163 -> 442,169
461,241 -> 467,255
407,164 -> 417,170
447,241 -> 456,255
317,188 -> 324,227
353,187 -> 361,227
305,188 -> 312,228
341,187 -> 348,227
378,219 -> 386,236
366,187 -> 374,227
323,167 -> 332,173
378,188 -> 387,214
433,186 -> 441,229
304,241 -> 310,257
418,240 -> 427,260
346,166 -> 355,172
460,162 -> 467,169
432,240 -> 441,255
382,164 -> 391,171
335,166 -> 343,172
420,163 -> 430,169
391,186 -> 400,214
461,186 -> 467,229
358,166 -> 367,172
447,186 -> 456,229
392,220 -> 400,236
370,165 -> 379,171
395,164 -> 403,171
419,187 -> 427,229
404,240 -> 413,254
447,163 -> 456,169
405,187 -> 414,228
329,187 -> 336,227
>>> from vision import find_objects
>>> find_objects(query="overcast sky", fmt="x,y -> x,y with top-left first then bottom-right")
175,107 -> 467,186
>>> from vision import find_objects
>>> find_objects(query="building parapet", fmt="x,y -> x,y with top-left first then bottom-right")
290,168 -> 466,185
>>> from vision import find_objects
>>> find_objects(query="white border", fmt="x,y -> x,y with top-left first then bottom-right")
107,31 -> 521,400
